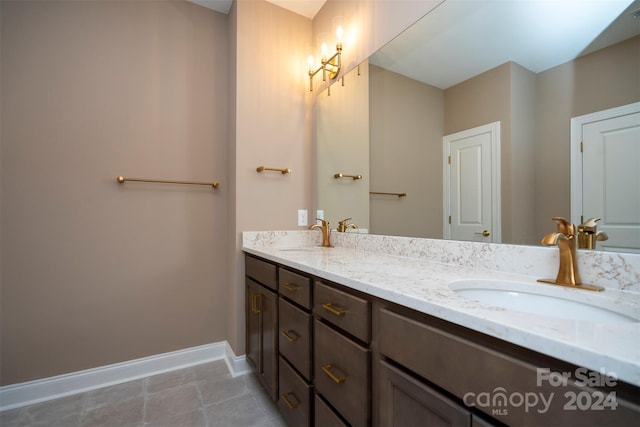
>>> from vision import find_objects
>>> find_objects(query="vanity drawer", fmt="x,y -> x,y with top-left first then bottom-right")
279,298 -> 312,381
315,394 -> 348,427
314,281 -> 370,343
378,307 -> 640,426
315,319 -> 370,427
245,255 -> 277,291
279,267 -> 312,309
278,356 -> 312,427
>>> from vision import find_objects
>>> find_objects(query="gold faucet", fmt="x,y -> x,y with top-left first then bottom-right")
337,218 -> 358,232
309,218 -> 332,247
577,217 -> 608,250
538,217 -> 603,291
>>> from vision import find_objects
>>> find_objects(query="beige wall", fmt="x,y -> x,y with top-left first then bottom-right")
1,0 -> 229,385
509,63 -> 537,244
369,64 -> 443,238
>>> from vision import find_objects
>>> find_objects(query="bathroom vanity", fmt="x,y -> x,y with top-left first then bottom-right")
244,231 -> 640,426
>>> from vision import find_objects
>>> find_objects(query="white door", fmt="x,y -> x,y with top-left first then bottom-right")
580,109 -> 640,252
443,122 -> 501,242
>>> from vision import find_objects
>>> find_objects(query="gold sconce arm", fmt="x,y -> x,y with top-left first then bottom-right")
308,43 -> 342,91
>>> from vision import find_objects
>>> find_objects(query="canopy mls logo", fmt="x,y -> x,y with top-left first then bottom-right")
462,367 -> 619,417
463,387 -> 553,415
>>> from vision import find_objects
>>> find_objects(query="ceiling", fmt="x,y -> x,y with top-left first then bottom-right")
370,0 -> 640,89
186,0 -> 326,18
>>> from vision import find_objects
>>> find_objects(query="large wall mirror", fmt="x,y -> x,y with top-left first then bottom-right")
316,0 -> 640,252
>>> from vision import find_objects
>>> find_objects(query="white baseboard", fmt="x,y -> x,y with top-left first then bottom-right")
223,341 -> 251,378
0,341 -> 249,412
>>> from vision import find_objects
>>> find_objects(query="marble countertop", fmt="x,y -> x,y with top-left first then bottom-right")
243,235 -> 640,387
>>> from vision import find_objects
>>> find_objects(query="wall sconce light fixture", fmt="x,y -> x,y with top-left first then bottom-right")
308,21 -> 344,91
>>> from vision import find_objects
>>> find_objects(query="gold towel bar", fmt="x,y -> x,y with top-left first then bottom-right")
256,166 -> 291,174
334,173 -> 363,180
117,176 -> 219,188
370,191 -> 407,197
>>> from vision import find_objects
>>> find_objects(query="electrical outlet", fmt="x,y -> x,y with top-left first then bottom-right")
316,210 -> 324,223
297,209 -> 308,226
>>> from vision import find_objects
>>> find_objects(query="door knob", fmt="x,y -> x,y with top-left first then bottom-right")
475,230 -> 490,237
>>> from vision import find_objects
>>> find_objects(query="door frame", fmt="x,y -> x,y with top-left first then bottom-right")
443,121 -> 501,242
570,102 -> 640,225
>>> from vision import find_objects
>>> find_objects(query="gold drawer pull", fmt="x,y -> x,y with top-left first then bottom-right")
282,282 -> 299,292
281,330 -> 300,342
281,392 -> 300,409
322,364 -> 347,384
251,293 -> 261,314
322,303 -> 346,317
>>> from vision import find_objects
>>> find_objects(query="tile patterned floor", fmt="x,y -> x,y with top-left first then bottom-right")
0,360 -> 286,427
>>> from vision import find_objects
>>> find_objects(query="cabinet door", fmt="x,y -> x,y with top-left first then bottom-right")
246,278 -> 278,402
379,360 -> 471,427
246,278 -> 261,371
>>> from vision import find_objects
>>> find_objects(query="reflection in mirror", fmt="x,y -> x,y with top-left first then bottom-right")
316,65 -> 370,231
316,0 -> 640,251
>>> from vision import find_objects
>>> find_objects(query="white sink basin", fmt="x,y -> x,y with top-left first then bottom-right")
448,279 -> 639,323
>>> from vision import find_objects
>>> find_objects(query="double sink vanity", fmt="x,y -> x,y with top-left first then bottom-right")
243,230 -> 639,426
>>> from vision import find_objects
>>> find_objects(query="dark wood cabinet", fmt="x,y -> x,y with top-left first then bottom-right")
245,256 -> 278,402
245,253 -> 640,427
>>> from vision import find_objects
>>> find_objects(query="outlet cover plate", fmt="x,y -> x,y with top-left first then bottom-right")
297,210 -> 308,226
